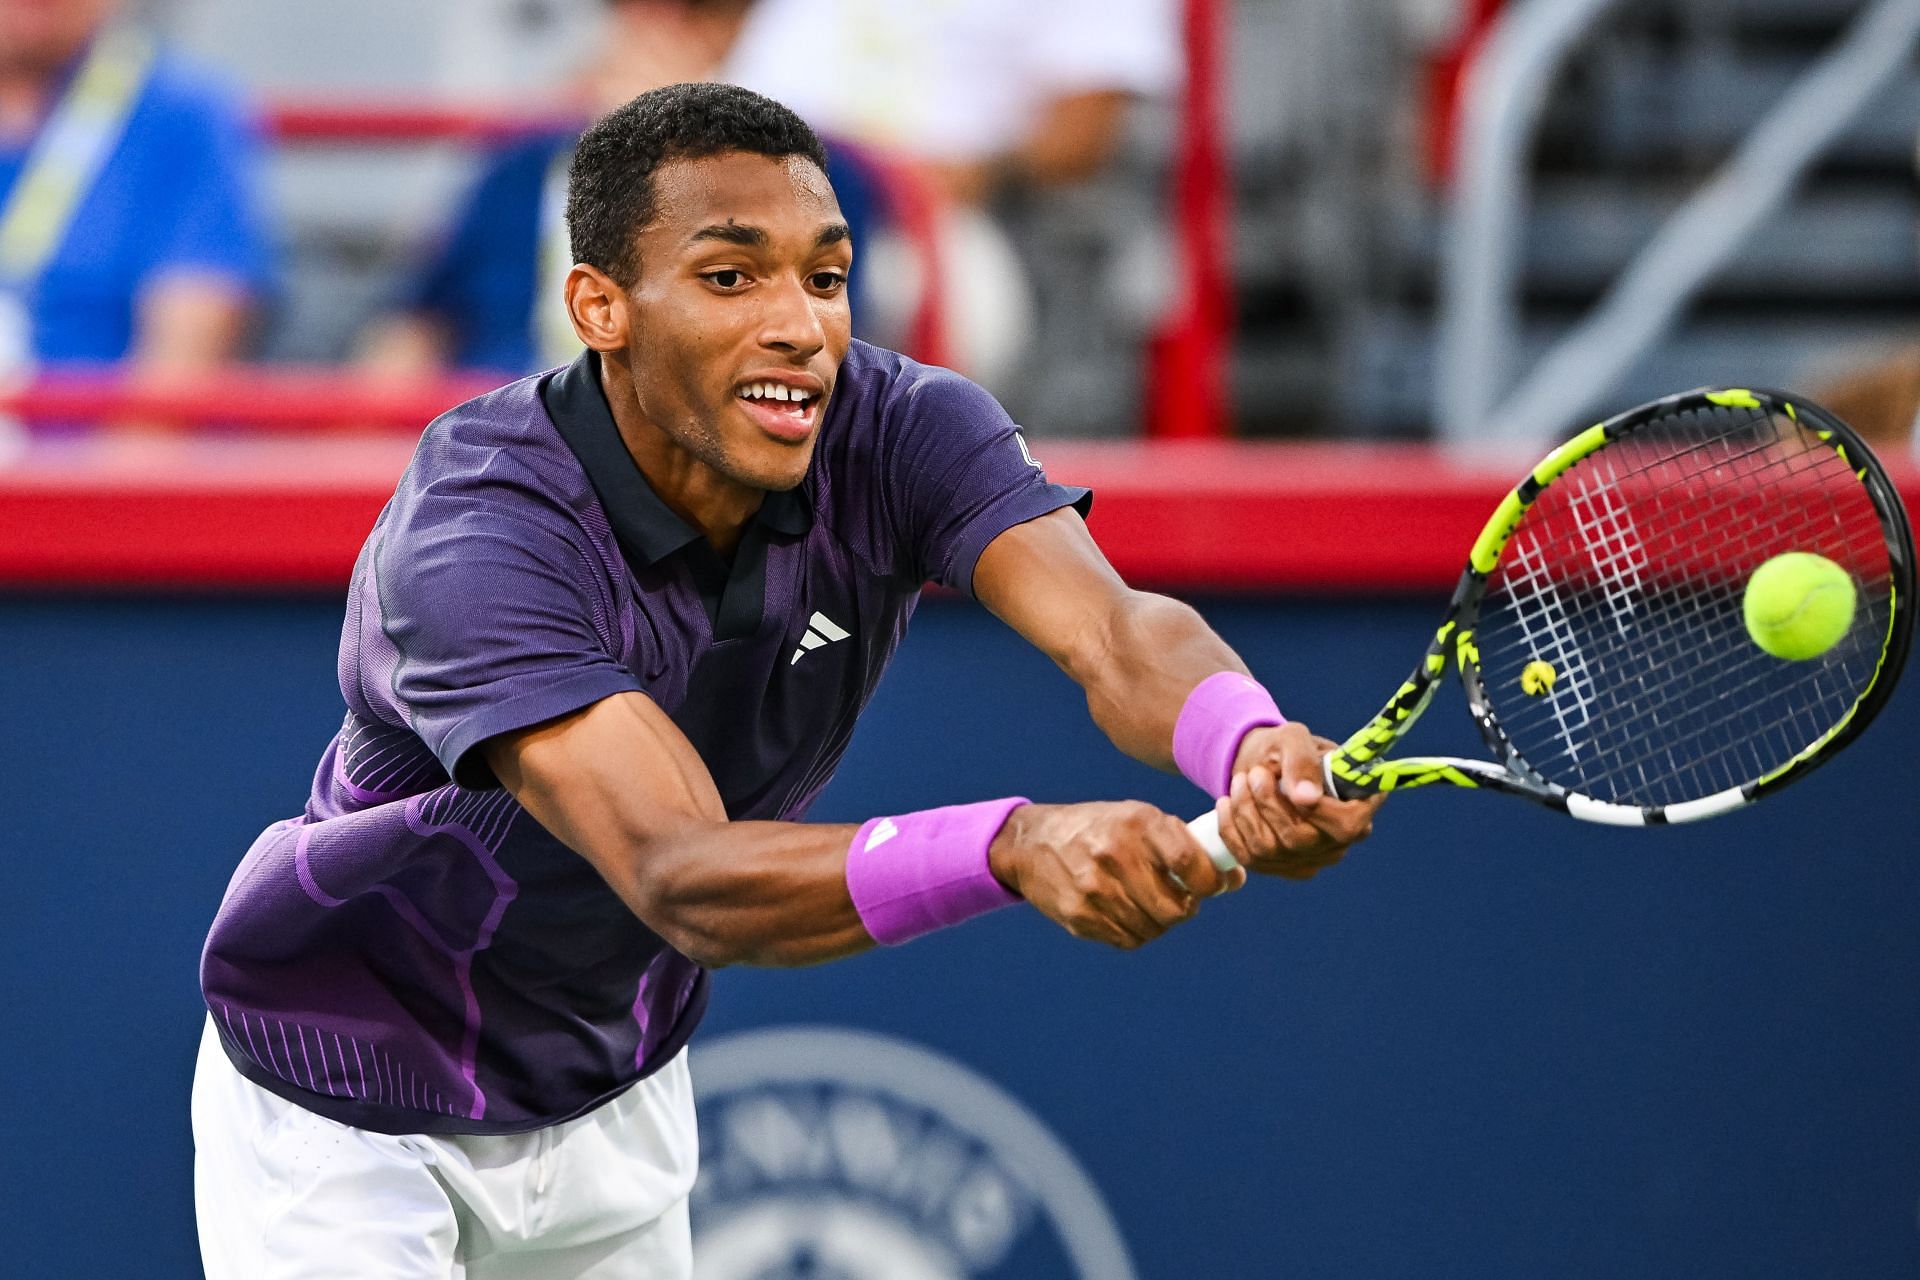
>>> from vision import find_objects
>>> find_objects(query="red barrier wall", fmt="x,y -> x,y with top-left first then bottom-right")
7,435 -> 1914,592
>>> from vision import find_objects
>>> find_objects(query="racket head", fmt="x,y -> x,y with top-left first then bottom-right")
1453,388 -> 1913,820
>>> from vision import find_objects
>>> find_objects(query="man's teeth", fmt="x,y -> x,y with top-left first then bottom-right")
739,381 -> 811,405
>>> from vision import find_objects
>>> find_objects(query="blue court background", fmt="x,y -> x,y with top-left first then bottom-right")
4,591 -> 1917,1278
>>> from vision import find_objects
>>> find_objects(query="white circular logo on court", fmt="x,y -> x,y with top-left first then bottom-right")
690,1027 -> 1135,1280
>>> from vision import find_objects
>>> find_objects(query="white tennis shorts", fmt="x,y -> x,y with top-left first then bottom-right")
191,1018 -> 698,1279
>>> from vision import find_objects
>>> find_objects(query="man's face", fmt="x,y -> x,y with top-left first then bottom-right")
619,150 -> 852,493
0,0 -> 114,72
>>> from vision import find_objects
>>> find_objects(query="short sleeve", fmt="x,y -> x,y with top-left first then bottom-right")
142,84 -> 274,293
375,497 -> 643,789
885,368 -> 1091,593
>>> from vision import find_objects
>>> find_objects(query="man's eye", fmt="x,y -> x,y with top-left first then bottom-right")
706,270 -> 745,289
810,271 -> 846,291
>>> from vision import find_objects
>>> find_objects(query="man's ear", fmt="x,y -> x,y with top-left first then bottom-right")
566,263 -> 629,353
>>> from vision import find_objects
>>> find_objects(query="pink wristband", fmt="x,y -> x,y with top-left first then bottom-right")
1173,671 -> 1285,798
846,797 -> 1028,945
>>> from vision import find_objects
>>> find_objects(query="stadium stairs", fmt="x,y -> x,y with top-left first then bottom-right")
1238,0 -> 1920,439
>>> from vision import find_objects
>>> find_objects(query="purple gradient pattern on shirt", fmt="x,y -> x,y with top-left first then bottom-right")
201,343 -> 1088,1135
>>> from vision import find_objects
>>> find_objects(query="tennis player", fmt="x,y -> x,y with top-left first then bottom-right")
193,83 -> 1380,1278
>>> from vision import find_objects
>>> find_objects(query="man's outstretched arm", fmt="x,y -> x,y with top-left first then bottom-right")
972,507 -> 1383,878
485,689 -> 1233,969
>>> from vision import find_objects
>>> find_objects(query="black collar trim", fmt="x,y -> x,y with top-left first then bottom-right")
542,350 -> 810,643
540,349 -> 812,568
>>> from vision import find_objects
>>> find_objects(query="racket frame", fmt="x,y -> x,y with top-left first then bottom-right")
1322,387 -> 1915,825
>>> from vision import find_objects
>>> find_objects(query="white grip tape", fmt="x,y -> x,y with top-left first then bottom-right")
1185,810 -> 1240,874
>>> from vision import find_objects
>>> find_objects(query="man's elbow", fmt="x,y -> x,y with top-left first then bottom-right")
661,932 -> 743,971
626,888 -> 746,969
625,879 -> 855,971
1071,589 -> 1205,679
609,825 -> 865,970
622,898 -> 806,971
616,876 -> 740,971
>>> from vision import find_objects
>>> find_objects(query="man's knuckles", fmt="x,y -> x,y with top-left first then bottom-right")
1106,799 -> 1159,829
1070,861 -> 1115,900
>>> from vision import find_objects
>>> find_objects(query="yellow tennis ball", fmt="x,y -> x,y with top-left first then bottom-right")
1521,660 -> 1556,695
1743,552 -> 1856,661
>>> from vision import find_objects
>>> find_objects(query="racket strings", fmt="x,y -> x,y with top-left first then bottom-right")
1503,420 -> 1886,799
1476,404 -> 1894,807
1515,430 -> 1884,799
1525,440 -> 1863,780
1500,536 -> 1601,755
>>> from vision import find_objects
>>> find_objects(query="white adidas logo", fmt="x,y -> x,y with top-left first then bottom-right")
790,611 -> 851,665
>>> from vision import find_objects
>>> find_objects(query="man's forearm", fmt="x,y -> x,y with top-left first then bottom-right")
488,694 -> 877,970
493,693 -> 1032,970
1065,589 -> 1252,771
613,818 -> 875,969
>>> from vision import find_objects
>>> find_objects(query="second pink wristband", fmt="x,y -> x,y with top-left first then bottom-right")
1172,671 -> 1285,798
845,797 -> 1028,945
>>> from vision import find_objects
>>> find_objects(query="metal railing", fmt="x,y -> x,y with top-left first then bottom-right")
1437,0 -> 1920,444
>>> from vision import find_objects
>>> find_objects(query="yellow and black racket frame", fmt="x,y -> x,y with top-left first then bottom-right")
1323,387 -> 1915,826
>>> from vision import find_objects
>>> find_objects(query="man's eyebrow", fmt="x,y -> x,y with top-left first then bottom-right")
688,223 -> 769,248
683,222 -> 852,250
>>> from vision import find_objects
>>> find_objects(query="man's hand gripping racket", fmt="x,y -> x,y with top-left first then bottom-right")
1183,387 -> 1914,873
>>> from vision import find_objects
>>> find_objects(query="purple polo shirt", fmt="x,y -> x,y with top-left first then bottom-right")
199,342 -> 1088,1135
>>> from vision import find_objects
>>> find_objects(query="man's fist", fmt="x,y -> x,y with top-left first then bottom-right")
1213,723 -> 1382,880
988,801 -> 1244,949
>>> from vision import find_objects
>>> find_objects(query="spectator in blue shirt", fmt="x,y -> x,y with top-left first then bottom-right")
0,0 -> 274,377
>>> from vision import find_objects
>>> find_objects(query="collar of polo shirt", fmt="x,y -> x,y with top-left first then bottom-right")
544,350 -> 814,641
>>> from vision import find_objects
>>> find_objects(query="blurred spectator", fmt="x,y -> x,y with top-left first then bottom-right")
0,0 -> 272,383
725,0 -> 1177,207
721,0 -> 1182,391
1810,348 -> 1920,454
364,0 -> 878,378
370,0 -> 1175,398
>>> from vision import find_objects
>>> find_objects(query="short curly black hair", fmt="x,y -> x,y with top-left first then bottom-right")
566,83 -> 830,286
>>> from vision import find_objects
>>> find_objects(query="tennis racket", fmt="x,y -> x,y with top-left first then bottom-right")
1189,387 -> 1914,869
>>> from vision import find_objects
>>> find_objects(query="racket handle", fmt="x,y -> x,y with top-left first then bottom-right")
1185,810 -> 1240,874
1187,756 -> 1363,876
